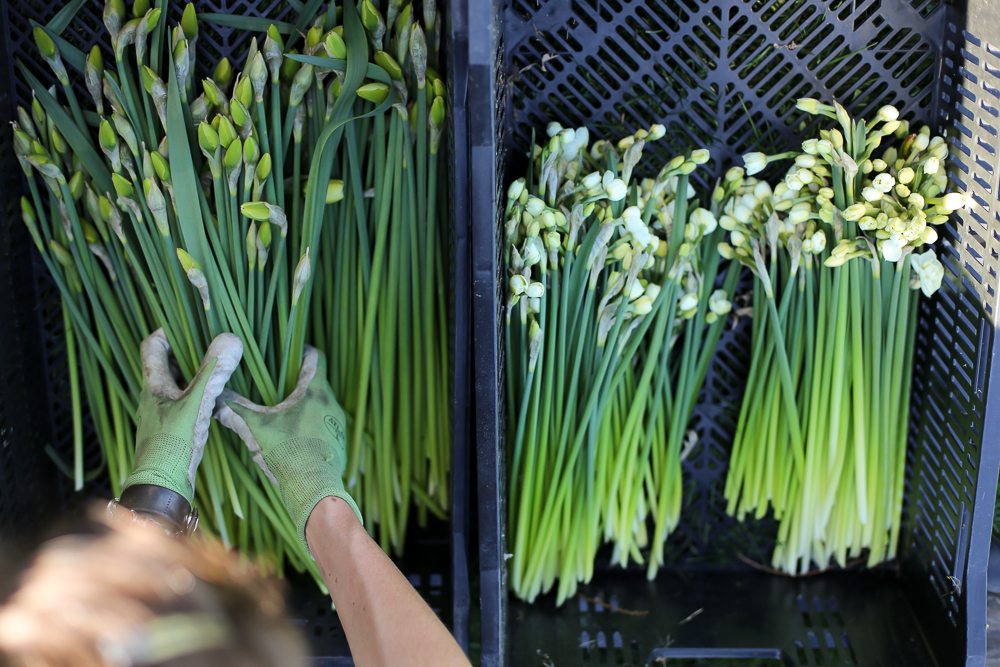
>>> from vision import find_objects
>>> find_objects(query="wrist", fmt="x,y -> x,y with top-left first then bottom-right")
305,496 -> 362,553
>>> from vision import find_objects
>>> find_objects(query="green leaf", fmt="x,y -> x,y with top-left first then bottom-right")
198,13 -> 295,33
44,0 -> 89,34
285,53 -> 392,85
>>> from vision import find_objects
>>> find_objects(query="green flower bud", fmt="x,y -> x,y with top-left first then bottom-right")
255,153 -> 272,182
326,179 -> 344,203
243,135 -> 259,164
263,28 -> 283,82
104,0 -> 125,38
433,77 -> 446,98
132,0 -> 149,17
150,151 -> 170,181
50,240 -> 73,267
241,201 -> 271,221
324,30 -> 346,59
181,3 -> 198,39
176,247 -> 199,272
98,195 -> 113,222
289,63 -> 313,107
249,52 -> 267,101
361,0 -> 382,31
142,177 -> 169,235
223,138 -> 243,170
68,171 -> 85,200
30,95 -> 44,131
112,172 -> 133,197
230,98 -> 251,129
213,57 -> 233,89
281,54 -> 299,82
374,50 -> 403,81
49,125 -> 66,155
12,128 -> 32,155
305,25 -> 323,51
357,82 -> 389,104
173,38 -> 190,87
202,77 -> 225,107
140,64 -> 158,93
217,116 -> 237,148
197,122 -> 220,154
430,95 -> 445,127
99,119 -> 118,150
291,248 -> 311,305
32,26 -> 56,59
235,74 -> 253,108
20,197 -> 43,251
246,222 -> 257,271
409,24 -> 427,87
144,7 -> 161,29
258,217 -> 272,246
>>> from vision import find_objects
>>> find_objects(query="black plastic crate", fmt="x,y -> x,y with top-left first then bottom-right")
0,0 -> 472,662
466,0 -> 1000,664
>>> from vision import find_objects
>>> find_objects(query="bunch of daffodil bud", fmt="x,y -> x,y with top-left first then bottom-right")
505,123 -> 738,605
15,0 -> 450,591
724,99 -> 961,575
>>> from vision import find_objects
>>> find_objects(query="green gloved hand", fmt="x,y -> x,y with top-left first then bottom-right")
213,347 -> 360,549
124,329 -> 244,504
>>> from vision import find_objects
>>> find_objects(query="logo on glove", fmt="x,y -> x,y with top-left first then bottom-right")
324,414 -> 345,442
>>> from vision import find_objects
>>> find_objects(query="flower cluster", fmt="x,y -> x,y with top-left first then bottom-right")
504,123 -> 728,334
723,100 -> 961,297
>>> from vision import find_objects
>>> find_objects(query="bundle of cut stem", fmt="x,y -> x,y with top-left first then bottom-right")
722,100 -> 961,574
14,0 -> 443,579
313,0 -> 451,553
504,123 -> 738,604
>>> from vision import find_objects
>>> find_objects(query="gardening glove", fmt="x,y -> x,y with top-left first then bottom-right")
123,329 -> 244,504
213,346 -> 361,550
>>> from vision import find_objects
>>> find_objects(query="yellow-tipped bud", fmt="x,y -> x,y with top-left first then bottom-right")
32,27 -> 56,59
112,173 -> 133,197
326,179 -> 345,203
357,82 -> 390,104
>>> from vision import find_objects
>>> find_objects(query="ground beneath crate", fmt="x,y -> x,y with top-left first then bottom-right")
989,594 -> 1000,666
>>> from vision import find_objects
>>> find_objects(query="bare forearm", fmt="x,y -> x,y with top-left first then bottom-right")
306,497 -> 470,667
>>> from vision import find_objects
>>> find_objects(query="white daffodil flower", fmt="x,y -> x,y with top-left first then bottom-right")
880,236 -> 904,262
582,171 -> 602,189
876,105 -> 899,122
525,196 -> 545,216
910,249 -> 944,296
606,178 -> 628,202
744,152 -> 767,176
509,273 -> 528,295
940,192 -> 966,212
691,207 -> 718,235
862,186 -> 883,202
508,178 -> 525,201
678,292 -> 699,313
873,173 -> 895,193
708,289 -> 732,316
